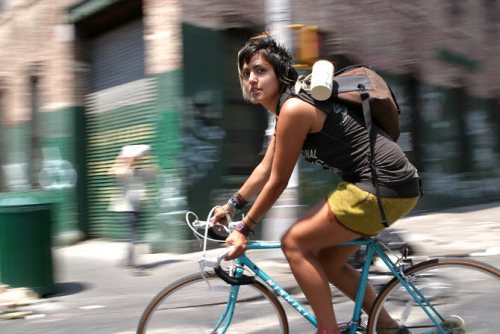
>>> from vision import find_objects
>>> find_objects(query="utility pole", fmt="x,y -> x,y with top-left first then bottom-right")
265,0 -> 292,47
263,0 -> 300,241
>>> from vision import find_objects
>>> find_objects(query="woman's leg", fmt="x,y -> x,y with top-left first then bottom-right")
317,235 -> 402,331
281,200 -> 361,332
317,245 -> 373,313
126,211 -> 140,267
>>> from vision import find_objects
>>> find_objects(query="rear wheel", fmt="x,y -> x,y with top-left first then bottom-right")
137,272 -> 289,333
367,258 -> 500,333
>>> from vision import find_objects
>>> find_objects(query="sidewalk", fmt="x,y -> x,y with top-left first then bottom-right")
1,201 -> 499,325
392,201 -> 500,257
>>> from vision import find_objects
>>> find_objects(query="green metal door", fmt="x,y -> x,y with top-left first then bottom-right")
85,78 -> 158,240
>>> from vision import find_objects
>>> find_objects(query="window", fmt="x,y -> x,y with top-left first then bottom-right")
28,70 -> 43,189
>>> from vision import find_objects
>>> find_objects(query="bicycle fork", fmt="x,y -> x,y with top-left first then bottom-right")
209,266 -> 245,334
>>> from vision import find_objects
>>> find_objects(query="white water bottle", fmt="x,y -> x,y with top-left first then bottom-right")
310,60 -> 334,101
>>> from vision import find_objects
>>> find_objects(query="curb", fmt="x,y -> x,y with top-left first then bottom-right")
0,286 -> 40,320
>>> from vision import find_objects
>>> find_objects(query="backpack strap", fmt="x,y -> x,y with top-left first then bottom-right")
358,84 -> 389,228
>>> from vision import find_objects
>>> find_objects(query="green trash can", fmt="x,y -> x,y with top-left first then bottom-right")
0,197 -> 55,296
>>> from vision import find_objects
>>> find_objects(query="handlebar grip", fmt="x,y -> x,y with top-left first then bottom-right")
214,267 -> 255,286
217,247 -> 233,263
212,246 -> 255,285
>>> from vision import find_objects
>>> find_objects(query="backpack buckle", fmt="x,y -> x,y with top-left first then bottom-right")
358,84 -> 369,100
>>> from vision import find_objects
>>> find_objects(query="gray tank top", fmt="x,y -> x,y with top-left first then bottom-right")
276,87 -> 421,198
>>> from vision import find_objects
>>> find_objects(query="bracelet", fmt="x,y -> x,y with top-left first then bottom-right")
246,215 -> 258,225
228,192 -> 249,211
235,222 -> 254,237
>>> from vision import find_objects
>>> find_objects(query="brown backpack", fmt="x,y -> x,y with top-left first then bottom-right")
295,64 -> 404,227
296,64 -> 401,141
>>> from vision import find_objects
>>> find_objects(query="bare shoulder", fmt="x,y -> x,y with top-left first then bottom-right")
280,97 -> 326,133
280,97 -> 315,118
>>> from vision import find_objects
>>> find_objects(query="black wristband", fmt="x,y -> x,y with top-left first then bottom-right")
229,192 -> 249,211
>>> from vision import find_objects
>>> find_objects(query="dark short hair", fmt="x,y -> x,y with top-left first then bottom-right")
237,34 -> 298,99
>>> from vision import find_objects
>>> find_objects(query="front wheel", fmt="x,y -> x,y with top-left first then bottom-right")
367,258 -> 500,333
137,272 -> 289,333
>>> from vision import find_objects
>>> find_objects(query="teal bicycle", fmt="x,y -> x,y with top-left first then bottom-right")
137,210 -> 500,333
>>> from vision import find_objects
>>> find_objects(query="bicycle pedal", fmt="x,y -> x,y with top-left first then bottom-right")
434,315 -> 467,333
338,322 -> 366,334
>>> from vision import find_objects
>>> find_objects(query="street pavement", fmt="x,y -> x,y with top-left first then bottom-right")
0,201 -> 499,333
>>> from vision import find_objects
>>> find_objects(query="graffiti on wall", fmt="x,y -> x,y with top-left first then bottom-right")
182,91 -> 225,186
2,146 -> 76,191
420,87 -> 500,198
2,163 -> 29,191
467,108 -> 497,170
39,146 -> 76,190
157,173 -> 186,211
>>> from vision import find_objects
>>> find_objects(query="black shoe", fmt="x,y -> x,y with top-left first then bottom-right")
117,259 -> 134,268
397,325 -> 411,334
131,264 -> 149,276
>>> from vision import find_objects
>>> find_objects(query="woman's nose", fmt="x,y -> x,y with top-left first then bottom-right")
248,71 -> 257,83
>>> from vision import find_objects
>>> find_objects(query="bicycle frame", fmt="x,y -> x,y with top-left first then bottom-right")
213,237 -> 449,334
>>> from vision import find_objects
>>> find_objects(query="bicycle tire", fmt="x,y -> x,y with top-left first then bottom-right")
367,258 -> 500,333
137,272 -> 289,333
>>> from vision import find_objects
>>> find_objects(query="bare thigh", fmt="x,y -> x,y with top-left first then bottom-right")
281,199 -> 362,255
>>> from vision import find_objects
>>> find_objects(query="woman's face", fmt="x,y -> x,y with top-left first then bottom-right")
240,53 -> 280,111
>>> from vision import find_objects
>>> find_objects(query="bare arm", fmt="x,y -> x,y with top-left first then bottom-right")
238,135 -> 276,201
244,98 -> 314,226
225,98 -> 319,259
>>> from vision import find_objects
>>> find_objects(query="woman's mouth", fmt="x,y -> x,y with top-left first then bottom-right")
250,87 -> 261,97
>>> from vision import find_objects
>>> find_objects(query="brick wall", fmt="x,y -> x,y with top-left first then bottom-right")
143,0 -> 182,74
181,0 -> 499,98
0,0 -> 80,123
291,0 -> 499,98
2,0 -> 497,123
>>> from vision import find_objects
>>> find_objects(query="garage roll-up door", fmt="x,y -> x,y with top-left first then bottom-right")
85,18 -> 157,239
88,19 -> 145,93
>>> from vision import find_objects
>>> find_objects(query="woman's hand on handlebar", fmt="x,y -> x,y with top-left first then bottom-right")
224,230 -> 248,260
212,204 -> 233,232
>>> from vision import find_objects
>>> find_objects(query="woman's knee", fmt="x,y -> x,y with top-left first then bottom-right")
281,228 -> 303,259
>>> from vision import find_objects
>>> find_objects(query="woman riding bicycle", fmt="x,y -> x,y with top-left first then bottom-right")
214,34 -> 421,334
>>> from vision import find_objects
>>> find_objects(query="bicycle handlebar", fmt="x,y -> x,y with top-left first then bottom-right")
189,215 -> 241,232
198,247 -> 255,286
198,247 -> 233,269
185,210 -> 242,243
187,210 -> 256,285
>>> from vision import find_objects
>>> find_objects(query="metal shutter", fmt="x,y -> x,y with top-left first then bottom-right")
88,19 -> 145,93
85,18 -> 157,239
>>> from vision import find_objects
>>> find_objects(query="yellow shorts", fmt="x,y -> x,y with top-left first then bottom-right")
327,181 -> 418,236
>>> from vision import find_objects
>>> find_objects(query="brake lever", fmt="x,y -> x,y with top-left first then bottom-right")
198,247 -> 255,286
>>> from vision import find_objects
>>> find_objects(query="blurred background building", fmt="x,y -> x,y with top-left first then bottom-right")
0,0 -> 499,252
